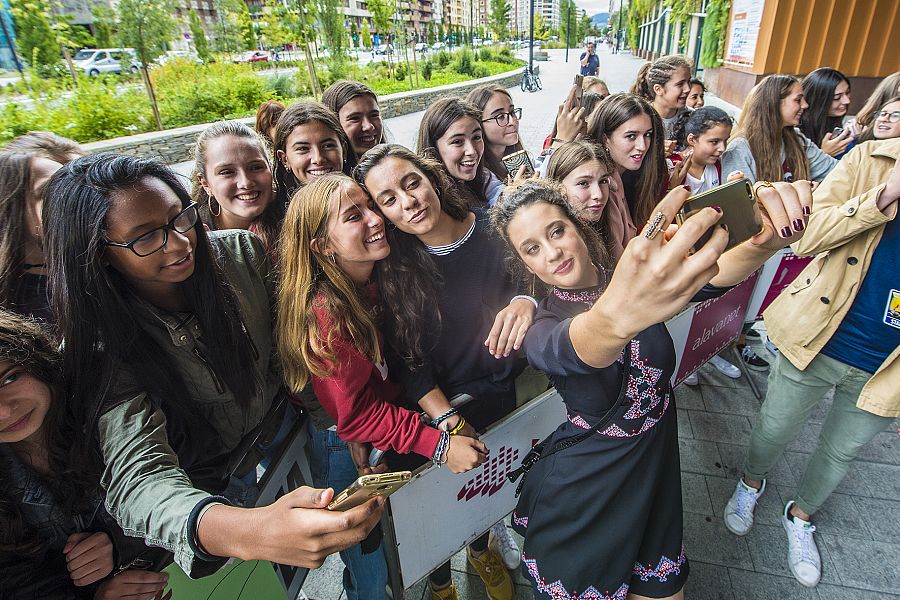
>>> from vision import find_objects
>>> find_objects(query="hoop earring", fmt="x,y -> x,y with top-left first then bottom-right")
328,254 -> 336,265
209,196 -> 221,217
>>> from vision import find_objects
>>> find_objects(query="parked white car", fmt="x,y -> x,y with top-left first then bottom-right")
431,41 -> 446,51
72,48 -> 140,76
414,42 -> 428,53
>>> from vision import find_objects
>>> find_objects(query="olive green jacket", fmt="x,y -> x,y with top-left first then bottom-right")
98,230 -> 283,576
765,138 -> 900,417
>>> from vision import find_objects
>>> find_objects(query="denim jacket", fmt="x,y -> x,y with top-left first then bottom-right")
97,230 -> 284,577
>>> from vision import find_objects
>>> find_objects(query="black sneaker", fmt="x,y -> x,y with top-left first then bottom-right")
745,328 -> 762,339
738,344 -> 769,371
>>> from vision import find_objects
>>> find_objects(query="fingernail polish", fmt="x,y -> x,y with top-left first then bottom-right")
683,185 -> 691,192
792,219 -> 805,232
803,206 -> 811,216
720,223 -> 728,230
712,205 -> 722,213
780,226 -> 792,238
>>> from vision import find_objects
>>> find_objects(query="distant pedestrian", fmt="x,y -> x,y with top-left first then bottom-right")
579,42 -> 599,76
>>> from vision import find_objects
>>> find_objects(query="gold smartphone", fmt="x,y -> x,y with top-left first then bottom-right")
326,471 -> 412,511
502,149 -> 535,178
573,74 -> 584,107
676,178 -> 763,253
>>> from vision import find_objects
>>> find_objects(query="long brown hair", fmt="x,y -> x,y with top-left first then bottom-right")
857,73 -> 900,135
0,153 -> 34,309
417,97 -> 488,206
1,131 -> 84,163
587,93 -> 668,223
255,100 -> 285,146
277,174 -> 381,392
466,85 -> 524,180
545,140 -> 616,259
353,144 -> 468,368
0,309 -> 96,558
732,75 -> 810,182
190,120 -> 284,252
273,101 -> 356,209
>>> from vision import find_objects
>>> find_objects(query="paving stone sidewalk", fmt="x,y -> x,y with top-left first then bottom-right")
303,48 -> 900,600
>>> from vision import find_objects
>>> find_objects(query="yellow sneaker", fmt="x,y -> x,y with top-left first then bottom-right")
467,546 -> 515,600
429,581 -> 459,600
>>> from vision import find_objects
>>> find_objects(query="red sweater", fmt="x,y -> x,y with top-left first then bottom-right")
310,286 -> 440,459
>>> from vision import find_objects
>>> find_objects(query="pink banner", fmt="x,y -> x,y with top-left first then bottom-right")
674,272 -> 759,384
753,252 -> 813,320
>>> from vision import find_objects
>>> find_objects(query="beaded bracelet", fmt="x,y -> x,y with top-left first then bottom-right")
432,431 -> 450,467
427,407 -> 458,428
447,416 -> 467,436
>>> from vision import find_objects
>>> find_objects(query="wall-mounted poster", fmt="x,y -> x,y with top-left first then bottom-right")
725,0 -> 766,67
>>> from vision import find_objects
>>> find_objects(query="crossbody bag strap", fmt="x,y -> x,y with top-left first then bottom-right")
509,341 -> 634,492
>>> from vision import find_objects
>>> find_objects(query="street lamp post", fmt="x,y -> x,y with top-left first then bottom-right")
565,0 -> 571,62
528,0 -> 534,72
614,0 -> 624,53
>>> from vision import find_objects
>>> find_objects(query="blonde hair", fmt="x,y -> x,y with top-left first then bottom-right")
277,173 -> 381,392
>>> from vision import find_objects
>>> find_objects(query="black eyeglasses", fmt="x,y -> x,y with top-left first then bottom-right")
104,203 -> 200,257
482,107 -> 522,127
876,110 -> 900,123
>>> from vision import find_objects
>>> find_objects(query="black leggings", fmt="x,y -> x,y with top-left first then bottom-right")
428,532 -> 490,586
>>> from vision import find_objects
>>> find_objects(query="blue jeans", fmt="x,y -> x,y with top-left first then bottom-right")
308,423 -> 388,600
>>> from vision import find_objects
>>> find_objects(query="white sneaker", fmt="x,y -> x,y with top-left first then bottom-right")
709,355 -> 741,379
765,337 -> 780,356
724,478 -> 765,536
782,502 -> 821,587
683,372 -> 699,386
489,521 -> 521,570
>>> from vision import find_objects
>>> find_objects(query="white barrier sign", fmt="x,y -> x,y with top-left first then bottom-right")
388,390 -> 567,588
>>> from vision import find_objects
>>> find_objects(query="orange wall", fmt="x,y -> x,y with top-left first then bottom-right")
724,0 -> 899,78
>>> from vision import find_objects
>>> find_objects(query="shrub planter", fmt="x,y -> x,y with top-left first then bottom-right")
82,67 -> 523,164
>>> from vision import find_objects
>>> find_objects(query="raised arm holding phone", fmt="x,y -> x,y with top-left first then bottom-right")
579,42 -> 599,76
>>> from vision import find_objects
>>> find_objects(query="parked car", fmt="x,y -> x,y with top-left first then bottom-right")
153,50 -> 202,67
233,50 -> 270,63
374,44 -> 393,55
72,48 -> 140,76
414,42 -> 428,53
472,38 -> 483,47
431,41 -> 446,51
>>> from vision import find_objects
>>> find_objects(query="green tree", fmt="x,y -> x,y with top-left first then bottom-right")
236,2 -> 257,49
533,13 -> 550,41
367,0 -> 393,75
700,0 -> 730,68
558,0 -> 577,47
117,0 -> 175,129
488,0 -> 510,42
361,19 -> 372,49
9,0 -> 59,67
316,0 -> 345,59
92,4 -> 116,49
188,9 -> 211,61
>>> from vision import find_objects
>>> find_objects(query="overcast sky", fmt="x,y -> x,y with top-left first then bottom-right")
577,0 -> 611,17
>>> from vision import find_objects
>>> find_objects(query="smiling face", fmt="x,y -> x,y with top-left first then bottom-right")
653,66 -> 692,112
604,113 -> 654,172
279,121 -> 344,184
687,123 -> 731,166
104,177 -> 198,299
24,157 -> 62,241
199,135 -> 273,228
780,83 -> 809,127
560,159 -> 611,222
686,83 -> 705,108
829,80 -> 851,118
874,100 -> 900,139
481,92 -> 520,151
338,95 -> 383,156
319,181 -> 390,284
363,155 -> 443,237
435,116 -> 484,181
0,360 -> 52,445
506,202 -> 597,289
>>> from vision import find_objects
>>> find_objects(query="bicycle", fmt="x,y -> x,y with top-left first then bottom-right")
520,66 -> 542,93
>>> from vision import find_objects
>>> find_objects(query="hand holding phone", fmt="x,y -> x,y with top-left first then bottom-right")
676,179 -> 763,254
572,74 -> 584,108
502,150 -> 535,178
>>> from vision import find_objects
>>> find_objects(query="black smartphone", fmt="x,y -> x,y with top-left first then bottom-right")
676,178 -> 763,253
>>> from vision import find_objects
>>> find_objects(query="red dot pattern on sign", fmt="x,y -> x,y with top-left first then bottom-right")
457,445 -> 521,501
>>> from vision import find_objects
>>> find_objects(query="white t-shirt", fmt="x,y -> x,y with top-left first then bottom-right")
685,163 -> 720,194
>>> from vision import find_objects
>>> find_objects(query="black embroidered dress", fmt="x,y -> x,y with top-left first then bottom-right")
512,284 -> 688,600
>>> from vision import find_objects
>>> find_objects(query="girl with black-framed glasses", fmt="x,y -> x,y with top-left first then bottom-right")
467,85 -> 527,183
42,153 -> 382,581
